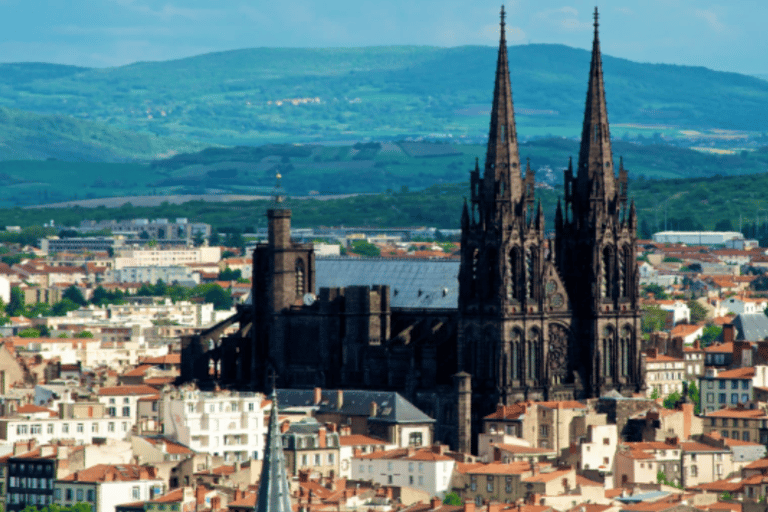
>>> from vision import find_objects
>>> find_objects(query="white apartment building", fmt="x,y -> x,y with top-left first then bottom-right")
55,464 -> 164,512
105,266 -> 201,285
580,424 -> 617,475
645,351 -> 685,399
0,414 -> 131,446
162,387 -> 268,463
352,445 -> 455,499
14,336 -> 166,369
59,299 -> 218,329
114,247 -> 220,269
97,385 -> 159,428
656,300 -> 690,326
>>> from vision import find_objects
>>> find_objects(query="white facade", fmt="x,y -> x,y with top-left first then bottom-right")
0,417 -> 131,445
105,266 -> 201,285
55,476 -> 163,512
581,424 -> 617,474
722,297 -> 768,316
352,448 -> 455,499
98,387 -> 159,428
162,388 -> 267,463
658,300 -> 691,326
64,300 -> 216,329
114,247 -> 221,269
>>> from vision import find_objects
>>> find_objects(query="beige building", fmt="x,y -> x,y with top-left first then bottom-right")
482,401 -> 588,453
614,439 -> 682,487
680,439 -> 732,488
644,349 -> 685,399
703,407 -> 768,443
113,247 -> 221,269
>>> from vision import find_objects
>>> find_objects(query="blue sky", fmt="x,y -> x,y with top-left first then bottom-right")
0,0 -> 763,75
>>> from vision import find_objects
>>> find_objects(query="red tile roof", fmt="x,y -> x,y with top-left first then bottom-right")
60,464 -> 158,482
97,385 -> 159,396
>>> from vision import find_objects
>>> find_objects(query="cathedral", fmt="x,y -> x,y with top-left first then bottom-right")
179,7 -> 643,450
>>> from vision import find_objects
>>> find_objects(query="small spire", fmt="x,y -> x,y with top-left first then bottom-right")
536,200 -> 544,230
619,155 -> 624,171
500,5 -> 506,42
462,199 -> 470,229
271,172 -> 286,208
593,6 -> 599,38
255,390 -> 292,512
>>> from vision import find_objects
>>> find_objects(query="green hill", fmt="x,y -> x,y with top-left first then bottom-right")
0,139 -> 767,208
0,45 -> 767,144
0,105 -> 206,161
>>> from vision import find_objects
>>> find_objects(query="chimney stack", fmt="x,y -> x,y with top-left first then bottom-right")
723,323 -> 735,344
369,401 -> 378,418
431,497 -> 442,509
314,387 -> 322,405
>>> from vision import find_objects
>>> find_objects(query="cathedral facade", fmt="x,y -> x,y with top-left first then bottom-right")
179,8 -> 643,450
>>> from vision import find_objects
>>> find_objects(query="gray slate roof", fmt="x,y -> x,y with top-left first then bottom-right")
276,388 -> 435,424
733,313 -> 768,341
315,257 -> 459,309
255,393 -> 292,512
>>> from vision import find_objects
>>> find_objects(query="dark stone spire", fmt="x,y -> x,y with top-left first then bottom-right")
255,391 -> 292,512
576,6 -> 616,203
483,4 -> 522,204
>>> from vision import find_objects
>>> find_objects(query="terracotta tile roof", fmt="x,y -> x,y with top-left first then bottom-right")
229,491 -> 257,508
646,353 -> 683,362
97,385 -> 159,396
622,441 -> 681,451
339,435 -> 389,446
680,441 -> 725,452
670,324 -> 703,337
140,437 -> 194,454
140,354 -> 180,365
144,377 -> 175,386
704,342 -> 733,353
705,407 -> 768,419
713,367 -> 755,379
195,464 -> 235,476
743,457 -> 768,469
16,404 -> 55,415
691,477 -> 743,492
522,468 -> 572,483
355,447 -> 454,462
463,461 -> 533,475
122,364 -> 154,377
149,488 -> 184,503
712,316 -> 734,325
137,394 -> 161,402
60,464 -> 158,482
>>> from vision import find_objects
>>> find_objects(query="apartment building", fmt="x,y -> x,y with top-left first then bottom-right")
161,386 -> 267,463
281,417 -> 341,478
482,401 -> 588,452
97,385 -> 159,428
644,349 -> 685,399
352,445 -> 455,499
699,366 -> 768,414
614,439 -> 682,487
702,407 -> 768,443
113,247 -> 220,269
55,465 -> 164,512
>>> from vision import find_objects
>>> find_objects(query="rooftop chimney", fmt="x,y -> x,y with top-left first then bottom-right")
369,401 -> 378,418
723,323 -> 735,344
336,389 -> 344,410
313,387 -> 322,405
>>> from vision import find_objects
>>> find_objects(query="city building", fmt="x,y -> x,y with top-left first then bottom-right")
280,417 -> 340,478
55,465 -> 164,512
161,386 -> 267,463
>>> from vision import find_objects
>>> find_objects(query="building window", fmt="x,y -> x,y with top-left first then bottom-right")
77,423 -> 84,433
409,476 -> 414,484
487,476 -> 494,492
387,475 -> 393,484
409,432 -> 423,446
328,453 -> 334,464
47,424 -> 54,434
470,476 -> 477,491
540,425 -> 549,437
107,407 -> 116,417
124,398 -> 130,404
731,394 -> 739,404
76,489 -> 84,501
54,489 -> 61,500
505,476 -> 513,493
122,407 -> 131,417
108,422 -> 115,432
66,489 -> 73,500
419,462 -> 424,472
418,475 -> 423,485
314,454 -> 321,466
132,486 -> 141,499
743,381 -> 750,390
87,490 -> 95,501
92,423 -> 99,433
16,425 -> 28,435
719,394 -> 726,403
409,462 -> 414,472
743,394 -> 750,403
301,455 -> 308,466
744,432 -> 751,442
719,381 -> 726,389
732,431 -> 740,440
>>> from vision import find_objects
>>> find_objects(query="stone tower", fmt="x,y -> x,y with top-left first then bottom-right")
250,175 -> 315,387
457,6 -> 575,422
555,8 -> 642,397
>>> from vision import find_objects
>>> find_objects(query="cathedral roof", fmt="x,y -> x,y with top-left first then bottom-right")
255,392 -> 293,512
315,257 -> 458,309
276,389 -> 434,424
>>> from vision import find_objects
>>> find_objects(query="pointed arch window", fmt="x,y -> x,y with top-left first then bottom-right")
601,247 -> 613,299
295,259 -> 305,299
525,248 -> 535,301
527,328 -> 540,382
620,325 -> 633,379
603,326 -> 615,380
508,248 -> 519,301
510,329 -> 522,381
618,246 -> 627,298
471,249 -> 480,298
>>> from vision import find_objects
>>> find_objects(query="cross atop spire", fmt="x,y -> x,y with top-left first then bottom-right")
481,3 -> 522,208
575,5 -> 616,206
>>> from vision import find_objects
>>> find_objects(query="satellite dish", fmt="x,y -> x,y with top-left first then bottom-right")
303,293 -> 316,306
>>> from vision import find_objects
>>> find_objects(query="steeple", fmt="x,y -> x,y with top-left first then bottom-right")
576,7 -> 615,202
255,391 -> 292,512
483,4 -> 522,204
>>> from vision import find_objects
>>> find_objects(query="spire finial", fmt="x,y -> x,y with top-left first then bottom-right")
271,172 -> 286,207
593,6 -> 599,35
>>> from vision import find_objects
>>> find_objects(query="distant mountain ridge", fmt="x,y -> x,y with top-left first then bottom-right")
0,44 -> 766,145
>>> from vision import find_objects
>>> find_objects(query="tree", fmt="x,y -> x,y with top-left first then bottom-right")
349,240 -> 381,257
219,267 -> 242,281
662,390 -> 682,409
687,300 -> 708,323
650,388 -> 660,400
62,285 -> 87,307
190,284 -> 233,310
75,331 -> 94,338
642,284 -> 669,299
6,286 -> 25,317
641,306 -> 668,334
700,325 -> 723,348
443,493 -> 462,506
51,298 -> 81,317
209,231 -> 221,246
18,328 -> 41,338
688,381 -> 700,415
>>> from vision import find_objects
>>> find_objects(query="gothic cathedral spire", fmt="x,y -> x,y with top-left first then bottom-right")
255,391 -> 293,512
483,5 -> 523,209
575,7 -> 616,207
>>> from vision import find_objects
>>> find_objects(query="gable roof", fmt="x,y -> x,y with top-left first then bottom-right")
732,313 -> 768,341
276,389 -> 433,424
97,385 -> 159,396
